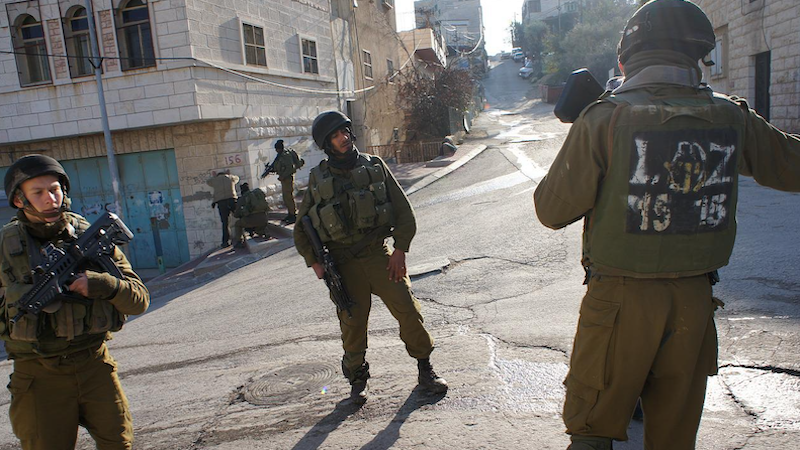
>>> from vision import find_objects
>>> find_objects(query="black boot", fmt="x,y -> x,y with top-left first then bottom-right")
349,380 -> 368,405
417,358 -> 448,393
285,215 -> 296,224
344,361 -> 370,405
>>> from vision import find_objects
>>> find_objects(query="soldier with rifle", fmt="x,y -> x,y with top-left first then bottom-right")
261,139 -> 304,224
294,111 -> 447,405
0,155 -> 150,450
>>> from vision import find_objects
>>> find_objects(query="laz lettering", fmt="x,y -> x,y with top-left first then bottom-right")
626,128 -> 737,235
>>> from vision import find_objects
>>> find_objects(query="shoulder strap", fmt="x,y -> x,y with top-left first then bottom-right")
1,220 -> 24,256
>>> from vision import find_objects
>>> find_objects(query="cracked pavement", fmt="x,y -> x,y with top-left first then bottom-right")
0,61 -> 797,450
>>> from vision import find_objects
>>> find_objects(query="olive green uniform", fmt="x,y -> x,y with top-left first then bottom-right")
0,212 -> 150,450
535,53 -> 800,449
233,188 -> 271,244
274,148 -> 304,217
294,153 -> 434,380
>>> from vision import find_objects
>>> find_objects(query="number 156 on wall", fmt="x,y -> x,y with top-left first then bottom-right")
223,154 -> 242,166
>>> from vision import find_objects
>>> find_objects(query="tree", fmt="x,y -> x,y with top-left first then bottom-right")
544,0 -> 637,82
396,66 -> 476,140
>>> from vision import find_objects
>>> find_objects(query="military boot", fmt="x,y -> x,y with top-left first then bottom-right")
568,435 -> 613,450
417,358 -> 448,393
285,215 -> 297,224
345,361 -> 370,405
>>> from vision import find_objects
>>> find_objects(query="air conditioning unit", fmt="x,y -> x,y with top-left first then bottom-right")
382,0 -> 394,8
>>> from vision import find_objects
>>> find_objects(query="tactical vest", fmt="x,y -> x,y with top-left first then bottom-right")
0,212 -> 125,348
585,89 -> 746,277
307,155 -> 396,245
275,149 -> 301,180
236,188 -> 270,218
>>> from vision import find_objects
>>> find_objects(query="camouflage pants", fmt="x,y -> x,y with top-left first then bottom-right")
280,176 -> 296,217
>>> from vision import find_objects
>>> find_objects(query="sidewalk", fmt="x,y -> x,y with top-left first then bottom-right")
145,142 -> 488,298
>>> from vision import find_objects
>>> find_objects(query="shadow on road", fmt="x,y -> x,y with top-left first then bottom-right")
357,387 -> 446,450
290,399 -> 364,450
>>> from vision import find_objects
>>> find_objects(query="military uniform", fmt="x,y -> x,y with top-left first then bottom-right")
0,211 -> 150,450
273,147 -> 304,219
233,187 -> 271,245
294,153 -> 434,382
206,173 -> 239,246
534,50 -> 800,449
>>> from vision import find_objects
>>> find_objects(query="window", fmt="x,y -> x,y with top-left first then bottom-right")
243,23 -> 267,67
12,15 -> 52,86
362,50 -> 372,80
65,7 -> 94,78
387,59 -> 394,82
529,0 -> 541,13
710,39 -> 723,77
116,0 -> 155,70
301,38 -> 318,74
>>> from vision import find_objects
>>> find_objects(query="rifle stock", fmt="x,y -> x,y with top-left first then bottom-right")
301,215 -> 355,318
11,212 -> 133,324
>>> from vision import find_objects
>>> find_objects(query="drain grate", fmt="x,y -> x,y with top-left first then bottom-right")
243,362 -> 341,406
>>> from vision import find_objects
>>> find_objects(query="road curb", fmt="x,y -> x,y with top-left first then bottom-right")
405,144 -> 488,195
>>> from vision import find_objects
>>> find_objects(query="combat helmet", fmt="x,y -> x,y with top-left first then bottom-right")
312,111 -> 352,150
4,154 -> 70,208
618,0 -> 715,65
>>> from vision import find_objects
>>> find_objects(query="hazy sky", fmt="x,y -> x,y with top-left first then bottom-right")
395,0 -> 524,55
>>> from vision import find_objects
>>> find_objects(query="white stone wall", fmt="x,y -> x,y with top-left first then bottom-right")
0,0 -> 342,258
696,0 -> 800,132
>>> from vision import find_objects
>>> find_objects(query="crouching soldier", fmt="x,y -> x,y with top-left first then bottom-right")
0,154 -> 150,450
232,182 -> 271,248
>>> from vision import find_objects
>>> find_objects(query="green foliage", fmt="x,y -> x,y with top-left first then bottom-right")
543,0 -> 637,83
396,66 -> 476,139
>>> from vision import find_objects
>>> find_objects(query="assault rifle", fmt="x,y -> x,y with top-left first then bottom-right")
301,215 -> 355,318
260,154 -> 280,179
11,212 -> 134,324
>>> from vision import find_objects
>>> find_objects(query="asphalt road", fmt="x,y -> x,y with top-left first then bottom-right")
0,60 -> 797,450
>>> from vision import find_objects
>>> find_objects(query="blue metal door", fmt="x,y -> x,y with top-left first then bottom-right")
62,150 -> 189,269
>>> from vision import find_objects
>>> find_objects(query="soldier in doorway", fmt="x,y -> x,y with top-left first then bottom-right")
206,170 -> 239,247
266,140 -> 304,224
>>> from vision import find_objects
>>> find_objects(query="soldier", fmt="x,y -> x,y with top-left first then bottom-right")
206,170 -> 239,247
533,1 -> 800,449
0,154 -> 150,450
232,182 -> 271,248
294,111 -> 447,405
271,139 -> 304,224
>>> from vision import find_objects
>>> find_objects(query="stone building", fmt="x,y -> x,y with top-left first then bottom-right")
695,0 -> 800,132
0,0 -> 348,269
329,0 -> 406,149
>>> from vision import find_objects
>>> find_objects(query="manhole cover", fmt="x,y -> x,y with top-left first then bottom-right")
243,363 -> 340,406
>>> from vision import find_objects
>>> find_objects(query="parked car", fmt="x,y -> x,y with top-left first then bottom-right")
500,52 -> 511,60
512,51 -> 525,62
519,60 -> 535,79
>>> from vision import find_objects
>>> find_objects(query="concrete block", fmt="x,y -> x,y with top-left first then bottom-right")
145,83 -> 176,98
30,124 -> 55,140
108,115 -> 128,130
170,93 -> 196,108
8,126 -> 33,143
163,68 -> 192,83
127,112 -> 155,128
154,108 -> 181,124
180,106 -> 201,121
135,72 -> 165,87
134,96 -> 171,112
12,114 -> 40,128
77,118 -> 101,134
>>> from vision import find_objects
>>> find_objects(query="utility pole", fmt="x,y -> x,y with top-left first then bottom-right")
84,0 -> 124,220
